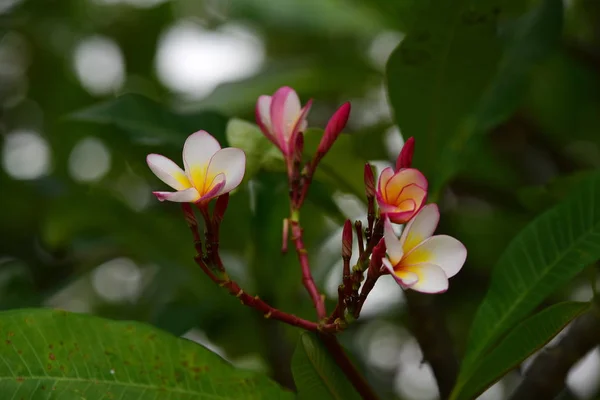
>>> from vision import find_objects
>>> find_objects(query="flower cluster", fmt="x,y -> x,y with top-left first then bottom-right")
376,139 -> 466,293
145,85 -> 466,298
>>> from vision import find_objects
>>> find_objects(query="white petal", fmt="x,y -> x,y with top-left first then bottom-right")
403,235 -> 467,278
400,204 -> 439,253
404,263 -> 449,293
206,148 -> 246,195
383,217 -> 404,264
383,258 -> 418,288
147,154 -> 191,190
256,95 -> 273,135
183,131 -> 221,186
153,188 -> 200,203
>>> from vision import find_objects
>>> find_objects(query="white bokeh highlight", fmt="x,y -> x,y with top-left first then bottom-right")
74,35 -> 125,95
155,21 -> 264,99
68,137 -> 111,182
92,258 -> 143,303
2,130 -> 51,179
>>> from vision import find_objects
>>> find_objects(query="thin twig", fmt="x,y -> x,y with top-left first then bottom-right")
290,219 -> 327,320
318,333 -> 380,400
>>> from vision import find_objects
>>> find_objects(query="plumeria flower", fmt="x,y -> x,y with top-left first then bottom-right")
377,167 -> 428,224
256,86 -> 312,157
146,131 -> 246,204
382,204 -> 466,293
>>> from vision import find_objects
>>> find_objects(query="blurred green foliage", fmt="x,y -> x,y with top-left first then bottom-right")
1,0 -> 600,399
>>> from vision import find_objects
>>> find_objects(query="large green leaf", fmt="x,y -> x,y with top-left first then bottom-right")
452,301 -> 589,400
291,333 -> 360,400
0,308 -> 292,399
386,0 -> 562,196
457,171 -> 600,386
469,0 -> 563,133
386,1 -> 503,196
70,94 -> 228,146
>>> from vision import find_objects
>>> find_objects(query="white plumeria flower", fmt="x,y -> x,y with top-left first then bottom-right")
255,86 -> 311,156
146,131 -> 246,204
382,204 -> 466,293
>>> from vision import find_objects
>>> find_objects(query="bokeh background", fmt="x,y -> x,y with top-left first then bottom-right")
1,0 -> 600,399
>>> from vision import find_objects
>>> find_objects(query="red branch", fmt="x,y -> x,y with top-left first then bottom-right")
290,219 -> 327,320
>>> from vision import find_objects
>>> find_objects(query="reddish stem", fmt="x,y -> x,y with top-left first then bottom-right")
290,219 -> 327,320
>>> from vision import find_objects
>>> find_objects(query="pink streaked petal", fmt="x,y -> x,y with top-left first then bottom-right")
271,87 -> 301,152
383,217 -> 404,264
384,168 -> 428,204
377,167 -> 395,202
146,154 -> 191,191
400,204 -> 439,254
403,235 -> 466,278
197,174 -> 226,203
385,209 -> 418,225
394,183 -> 427,208
183,131 -> 221,188
153,188 -> 200,203
256,95 -> 273,136
403,263 -> 448,293
288,99 -> 312,154
206,148 -> 246,195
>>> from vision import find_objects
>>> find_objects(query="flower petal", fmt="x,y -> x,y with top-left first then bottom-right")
377,167 -> 395,198
403,235 -> 467,278
395,183 -> 427,208
197,173 -> 226,203
400,204 -> 439,253
403,263 -> 449,293
288,99 -> 312,153
256,95 -> 273,134
153,188 -> 200,203
146,154 -> 191,190
206,148 -> 246,195
271,86 -> 302,151
183,131 -> 221,188
383,217 -> 404,264
384,168 -> 428,204
382,258 -> 418,288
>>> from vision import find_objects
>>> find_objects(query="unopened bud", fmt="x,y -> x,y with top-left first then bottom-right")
293,131 -> 304,164
368,237 -> 387,276
213,193 -> 230,224
395,137 -> 415,171
364,163 -> 375,199
316,102 -> 351,160
342,220 -> 353,259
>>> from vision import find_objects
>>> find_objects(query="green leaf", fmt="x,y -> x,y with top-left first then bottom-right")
386,2 -> 503,196
386,0 -> 562,197
291,333 -> 360,400
0,308 -> 292,399
225,118 -> 285,181
470,0 -> 563,133
452,301 -> 590,400
70,93 -> 228,146
457,171 -> 600,387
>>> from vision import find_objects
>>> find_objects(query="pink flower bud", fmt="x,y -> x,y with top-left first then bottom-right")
316,102 -> 351,159
213,193 -> 230,224
342,220 -> 353,259
395,137 -> 415,171
364,163 -> 375,199
293,131 -> 304,165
